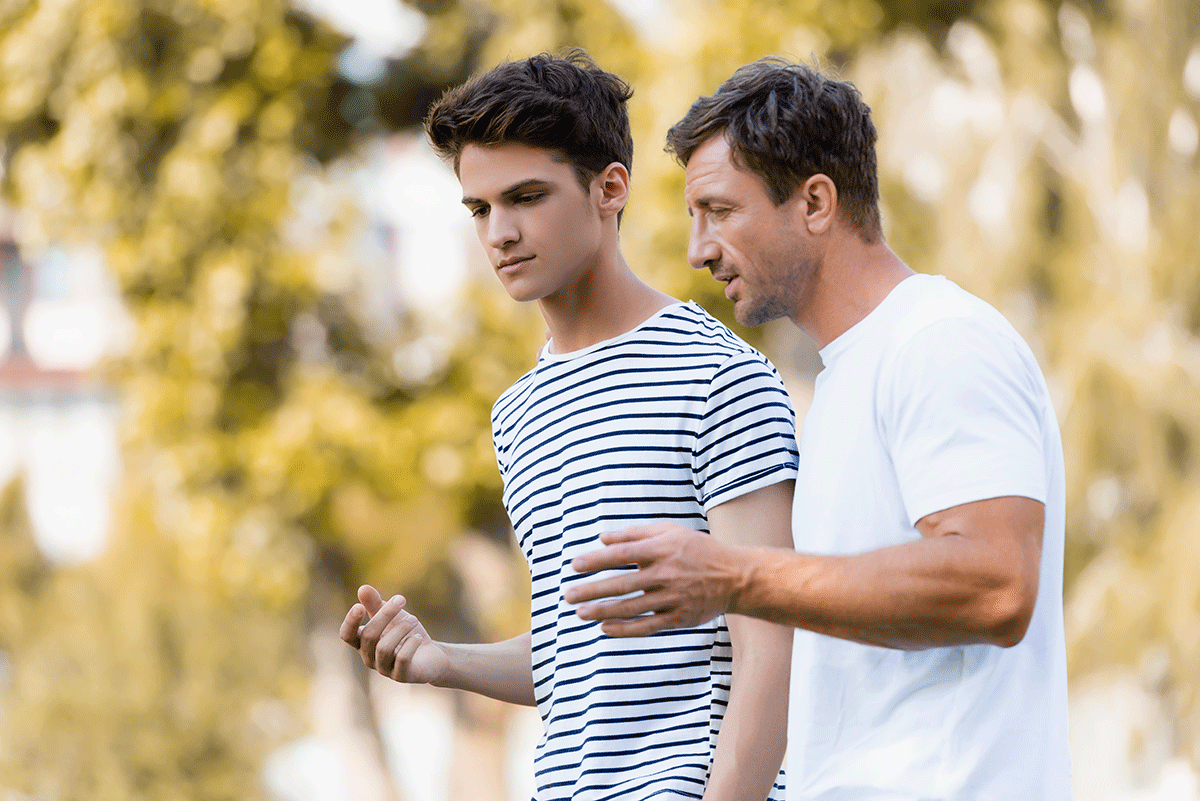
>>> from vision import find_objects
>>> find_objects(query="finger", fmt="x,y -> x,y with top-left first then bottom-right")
598,525 -> 669,546
358,585 -> 387,616
374,635 -> 397,675
600,613 -> 675,638
339,603 -> 368,647
378,607 -> 421,640
571,541 -> 652,575
575,591 -> 662,622
359,598 -> 404,666
361,596 -> 404,637
563,572 -> 648,605
390,631 -> 425,682
377,612 -> 419,655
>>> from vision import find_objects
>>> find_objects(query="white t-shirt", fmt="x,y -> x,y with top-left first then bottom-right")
494,302 -> 797,801
788,274 -> 1071,800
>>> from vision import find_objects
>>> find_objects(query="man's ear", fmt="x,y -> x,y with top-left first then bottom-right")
595,162 -> 630,218
799,173 -> 837,235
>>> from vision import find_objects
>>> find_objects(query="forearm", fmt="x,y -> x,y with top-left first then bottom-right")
735,534 -> 1032,649
432,631 -> 536,706
703,613 -> 790,801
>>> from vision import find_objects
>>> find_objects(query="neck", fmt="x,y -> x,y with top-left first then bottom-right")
796,231 -> 914,349
540,246 -> 675,354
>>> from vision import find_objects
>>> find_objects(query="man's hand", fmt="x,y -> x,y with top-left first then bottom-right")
339,584 -> 450,685
565,523 -> 751,637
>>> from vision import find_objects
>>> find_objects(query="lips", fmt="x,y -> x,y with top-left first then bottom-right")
711,271 -> 738,299
498,256 -> 533,273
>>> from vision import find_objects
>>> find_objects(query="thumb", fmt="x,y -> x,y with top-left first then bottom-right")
357,584 -> 385,615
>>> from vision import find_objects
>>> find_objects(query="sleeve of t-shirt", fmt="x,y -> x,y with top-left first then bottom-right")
882,316 -> 1049,526
693,350 -> 800,513
491,403 -> 510,485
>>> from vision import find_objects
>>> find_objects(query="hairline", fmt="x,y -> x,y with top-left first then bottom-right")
680,128 -> 808,208
452,143 -> 600,196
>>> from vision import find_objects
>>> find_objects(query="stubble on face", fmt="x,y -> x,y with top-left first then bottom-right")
684,135 -> 812,329
730,250 -> 801,327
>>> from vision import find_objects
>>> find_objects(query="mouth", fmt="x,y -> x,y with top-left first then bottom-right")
711,271 -> 739,299
498,256 -> 533,272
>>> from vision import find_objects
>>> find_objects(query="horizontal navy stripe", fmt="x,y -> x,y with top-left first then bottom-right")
544,688 -> 712,730
535,715 -> 711,764
534,658 -> 712,705
515,486 -> 702,538
543,757 -> 710,793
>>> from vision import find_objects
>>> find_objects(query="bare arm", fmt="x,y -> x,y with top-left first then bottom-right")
431,635 -> 536,706
566,495 -> 1043,650
700,482 -> 792,801
341,585 -> 536,707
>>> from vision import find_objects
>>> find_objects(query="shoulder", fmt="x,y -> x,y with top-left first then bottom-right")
884,277 -> 1037,373
654,302 -> 781,370
878,278 -> 1050,423
645,302 -> 742,349
490,361 -> 542,428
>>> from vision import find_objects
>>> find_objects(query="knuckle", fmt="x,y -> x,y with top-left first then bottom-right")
375,646 -> 393,670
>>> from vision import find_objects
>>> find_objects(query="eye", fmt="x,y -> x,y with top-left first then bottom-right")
468,205 -> 489,218
514,192 -> 544,205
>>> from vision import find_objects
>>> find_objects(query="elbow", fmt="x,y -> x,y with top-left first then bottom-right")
979,576 -> 1038,648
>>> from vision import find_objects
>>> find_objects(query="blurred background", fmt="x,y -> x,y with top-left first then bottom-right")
0,0 -> 1197,799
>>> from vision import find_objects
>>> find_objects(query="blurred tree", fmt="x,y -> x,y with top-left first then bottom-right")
0,0 -> 530,798
0,477 -> 47,663
3,0 -> 1196,796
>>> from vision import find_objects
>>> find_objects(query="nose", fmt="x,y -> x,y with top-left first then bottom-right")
484,207 -> 519,250
687,216 -> 720,271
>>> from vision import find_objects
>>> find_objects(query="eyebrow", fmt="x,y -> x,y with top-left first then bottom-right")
686,196 -> 725,216
461,178 -> 554,206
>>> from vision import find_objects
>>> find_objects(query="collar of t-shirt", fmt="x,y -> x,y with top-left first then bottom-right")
818,273 -> 939,368
541,301 -> 689,362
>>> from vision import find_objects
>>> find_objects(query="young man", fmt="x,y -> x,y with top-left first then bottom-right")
568,58 -> 1073,800
339,51 -> 796,801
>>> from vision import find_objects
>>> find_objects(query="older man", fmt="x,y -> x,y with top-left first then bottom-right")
568,58 -> 1072,800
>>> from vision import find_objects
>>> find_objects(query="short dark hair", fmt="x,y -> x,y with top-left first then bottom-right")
424,48 -> 634,194
666,58 -> 882,241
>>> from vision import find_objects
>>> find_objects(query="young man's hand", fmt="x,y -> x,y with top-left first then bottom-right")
340,584 -> 451,685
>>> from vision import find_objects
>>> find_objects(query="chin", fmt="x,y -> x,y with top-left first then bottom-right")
734,302 -> 779,328
498,280 -> 548,305
732,304 -> 761,328
503,288 -> 542,304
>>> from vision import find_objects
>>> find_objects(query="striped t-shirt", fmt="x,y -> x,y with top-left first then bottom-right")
492,302 -> 797,801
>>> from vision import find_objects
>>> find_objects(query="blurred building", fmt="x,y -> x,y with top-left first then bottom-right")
0,208 -> 125,563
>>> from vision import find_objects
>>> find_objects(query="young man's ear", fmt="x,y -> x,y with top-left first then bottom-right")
595,162 -> 630,218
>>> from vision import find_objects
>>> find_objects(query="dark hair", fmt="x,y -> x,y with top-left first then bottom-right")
424,48 -> 634,194
666,58 -> 882,241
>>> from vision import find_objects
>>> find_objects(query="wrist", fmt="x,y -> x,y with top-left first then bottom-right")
425,641 -> 455,689
727,545 -> 764,616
